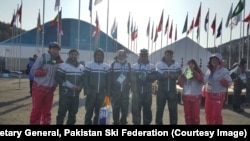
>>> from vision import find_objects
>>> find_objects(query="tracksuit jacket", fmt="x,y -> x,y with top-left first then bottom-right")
155,58 -> 182,125
55,58 -> 85,125
131,60 -> 158,125
30,52 -> 63,125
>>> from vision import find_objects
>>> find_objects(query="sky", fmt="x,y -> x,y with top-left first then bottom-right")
0,0 -> 250,54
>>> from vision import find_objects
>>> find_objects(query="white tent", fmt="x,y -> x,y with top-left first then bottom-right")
149,37 -> 212,72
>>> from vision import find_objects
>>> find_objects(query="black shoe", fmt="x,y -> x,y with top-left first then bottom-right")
233,108 -> 245,113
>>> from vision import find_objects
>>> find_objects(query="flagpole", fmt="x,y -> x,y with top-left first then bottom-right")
77,0 -> 81,50
15,4 -> 19,71
239,13 -> 242,61
160,10 -> 164,54
165,15 -> 169,57
147,17 -> 150,53
206,9 -> 209,64
197,2 -> 201,44
242,0 -> 246,58
151,22 -> 154,62
89,0 -> 92,62
105,0 -> 110,62
247,23 -> 250,69
228,3 -> 233,69
57,8 -> 60,44
18,2 -> 22,90
127,12 -> 130,53
42,0 -> 45,53
36,10 -> 39,54
220,18 -> 223,54
213,14 -> 216,53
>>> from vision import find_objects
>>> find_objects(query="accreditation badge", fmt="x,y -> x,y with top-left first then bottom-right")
185,67 -> 193,79
117,73 -> 126,84
184,85 -> 192,94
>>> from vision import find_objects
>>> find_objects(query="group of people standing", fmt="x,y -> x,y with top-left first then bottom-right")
26,41 -> 249,125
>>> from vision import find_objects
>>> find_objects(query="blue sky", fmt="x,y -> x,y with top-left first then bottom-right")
0,0 -> 249,54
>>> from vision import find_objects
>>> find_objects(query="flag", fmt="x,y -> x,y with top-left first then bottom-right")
196,27 -> 200,39
153,26 -> 158,42
247,22 -> 250,35
231,12 -> 242,29
164,15 -> 169,35
146,18 -> 150,36
37,11 -> 42,31
130,19 -> 134,34
187,18 -> 194,35
157,10 -> 164,32
231,0 -> 245,18
243,12 -> 250,22
89,0 -> 92,17
111,23 -> 117,39
16,4 -> 22,23
111,18 -> 116,36
127,13 -> 130,34
94,0 -> 102,6
216,19 -> 222,38
54,0 -> 60,11
204,9 -> 209,32
151,22 -> 154,41
50,11 -> 60,26
58,10 -> 63,35
175,25 -> 177,41
10,12 -> 16,29
169,20 -> 173,39
182,13 -> 188,34
131,28 -> 138,41
225,3 -> 233,28
194,3 -> 201,27
92,12 -> 100,37
211,15 -> 216,35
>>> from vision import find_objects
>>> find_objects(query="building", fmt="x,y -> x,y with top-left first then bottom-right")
0,18 -> 138,71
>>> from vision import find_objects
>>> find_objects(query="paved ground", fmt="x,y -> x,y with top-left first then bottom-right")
0,77 -> 250,125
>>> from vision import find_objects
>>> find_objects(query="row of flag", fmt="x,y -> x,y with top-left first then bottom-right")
10,0 -> 63,35
144,0 -> 250,45
9,1 -> 22,29
9,0 -> 250,48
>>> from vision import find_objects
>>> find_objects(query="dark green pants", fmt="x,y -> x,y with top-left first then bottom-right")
132,92 -> 152,125
56,92 -> 80,125
155,88 -> 178,125
84,92 -> 105,125
111,90 -> 130,125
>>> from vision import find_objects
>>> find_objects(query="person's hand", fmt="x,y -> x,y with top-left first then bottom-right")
43,68 -> 48,74
72,86 -> 80,91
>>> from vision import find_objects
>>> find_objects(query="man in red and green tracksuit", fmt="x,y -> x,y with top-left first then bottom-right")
30,42 -> 63,125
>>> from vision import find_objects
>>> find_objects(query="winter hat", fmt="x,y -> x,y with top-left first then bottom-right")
140,48 -> 148,55
240,58 -> 247,66
48,42 -> 60,50
116,49 -> 127,58
208,53 -> 222,64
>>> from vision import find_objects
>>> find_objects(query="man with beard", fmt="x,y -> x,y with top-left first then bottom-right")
55,49 -> 85,125
110,49 -> 133,125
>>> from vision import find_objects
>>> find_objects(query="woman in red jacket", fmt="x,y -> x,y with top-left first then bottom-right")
178,59 -> 204,125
